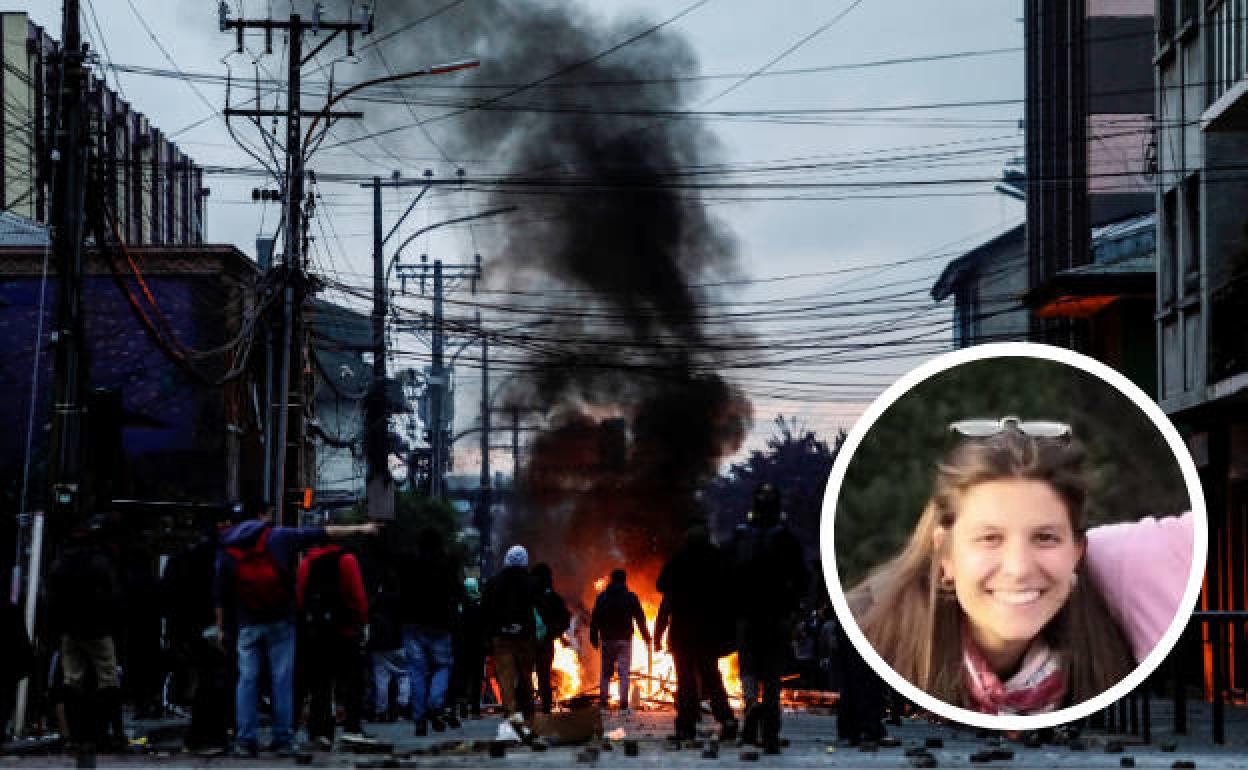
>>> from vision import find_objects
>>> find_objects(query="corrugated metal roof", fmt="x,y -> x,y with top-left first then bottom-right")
0,212 -> 50,247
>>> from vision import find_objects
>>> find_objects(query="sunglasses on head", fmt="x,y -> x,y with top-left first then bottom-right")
948,415 -> 1072,439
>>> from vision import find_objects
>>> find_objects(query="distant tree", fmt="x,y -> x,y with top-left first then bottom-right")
703,416 -> 846,569
347,489 -> 471,586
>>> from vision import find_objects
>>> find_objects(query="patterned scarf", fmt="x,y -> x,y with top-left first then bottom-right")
962,633 -> 1068,715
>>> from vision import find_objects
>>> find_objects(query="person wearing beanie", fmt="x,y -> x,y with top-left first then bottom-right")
504,545 -> 529,568
450,577 -> 487,719
481,545 -> 539,723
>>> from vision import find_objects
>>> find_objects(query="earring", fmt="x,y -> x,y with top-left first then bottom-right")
1070,572 -> 1078,590
938,573 -> 956,598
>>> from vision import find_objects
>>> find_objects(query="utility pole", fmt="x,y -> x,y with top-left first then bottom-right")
358,174 -> 464,509
429,260 -> 446,500
477,333 -> 490,573
402,256 -> 483,500
512,408 -> 520,481
23,0 -> 90,739
367,177 -> 393,518
47,0 -> 89,521
222,7 -> 370,523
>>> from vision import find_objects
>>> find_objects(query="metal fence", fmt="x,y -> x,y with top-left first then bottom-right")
1103,610 -> 1248,745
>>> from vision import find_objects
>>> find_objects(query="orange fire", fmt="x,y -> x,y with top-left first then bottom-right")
549,575 -> 741,710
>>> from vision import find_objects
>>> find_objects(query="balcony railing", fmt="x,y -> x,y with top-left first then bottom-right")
1102,612 -> 1248,745
1212,0 -> 1248,102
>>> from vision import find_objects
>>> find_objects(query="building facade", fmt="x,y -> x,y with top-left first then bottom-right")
1,12 -> 206,245
930,223 -> 1030,348
1025,0 -> 1156,345
1155,0 -> 1248,695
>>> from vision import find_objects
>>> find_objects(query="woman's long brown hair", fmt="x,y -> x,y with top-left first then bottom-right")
848,429 -> 1133,707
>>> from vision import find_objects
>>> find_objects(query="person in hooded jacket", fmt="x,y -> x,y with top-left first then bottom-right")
397,528 -> 462,736
589,569 -> 651,713
726,483 -> 809,755
162,510 -> 232,754
214,504 -> 379,757
366,564 -> 409,722
296,539 -> 370,749
47,516 -> 125,754
530,563 -> 571,714
450,577 -> 487,719
655,522 -> 737,742
481,545 -> 539,721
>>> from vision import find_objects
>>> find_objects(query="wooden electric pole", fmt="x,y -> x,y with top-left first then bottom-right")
47,0 -> 89,521
221,7 -> 370,524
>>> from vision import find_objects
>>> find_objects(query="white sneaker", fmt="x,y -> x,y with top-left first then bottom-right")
341,731 -> 377,744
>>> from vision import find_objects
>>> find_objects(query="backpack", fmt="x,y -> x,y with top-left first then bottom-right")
538,590 -> 571,638
225,528 -> 290,617
302,550 -> 346,632
489,571 -> 536,638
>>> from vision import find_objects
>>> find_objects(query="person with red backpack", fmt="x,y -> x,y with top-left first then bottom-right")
213,504 -> 379,758
296,541 -> 369,750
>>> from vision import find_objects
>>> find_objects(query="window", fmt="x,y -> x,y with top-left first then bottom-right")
957,284 -> 979,348
1161,188 -> 1178,304
1159,0 -> 1177,40
1183,175 -> 1201,292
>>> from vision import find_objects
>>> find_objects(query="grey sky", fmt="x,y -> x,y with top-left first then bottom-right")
27,0 -> 1025,460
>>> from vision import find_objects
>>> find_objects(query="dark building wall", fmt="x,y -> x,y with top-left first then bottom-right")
1026,0 -> 1089,283
1025,1 -> 1155,346
0,252 -> 255,510
1026,0 -> 1088,347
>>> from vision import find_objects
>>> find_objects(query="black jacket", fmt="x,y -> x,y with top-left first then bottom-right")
656,539 -> 733,653
161,536 -> 218,641
48,545 -> 120,639
727,523 -> 810,621
535,588 -> 571,640
481,566 -> 538,639
590,583 -> 650,645
456,595 -> 488,654
368,580 -> 404,651
398,549 -> 461,631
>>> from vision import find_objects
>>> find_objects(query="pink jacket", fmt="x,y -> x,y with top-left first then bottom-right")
1085,512 -> 1195,663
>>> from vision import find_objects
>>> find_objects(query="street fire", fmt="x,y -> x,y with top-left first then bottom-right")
549,573 -> 741,709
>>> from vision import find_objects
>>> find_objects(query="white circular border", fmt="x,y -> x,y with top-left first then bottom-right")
819,342 -> 1209,731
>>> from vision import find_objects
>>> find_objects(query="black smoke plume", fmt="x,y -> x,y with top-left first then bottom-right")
307,0 -> 753,599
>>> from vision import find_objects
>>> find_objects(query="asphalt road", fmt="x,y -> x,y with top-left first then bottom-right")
3,699 -> 1246,768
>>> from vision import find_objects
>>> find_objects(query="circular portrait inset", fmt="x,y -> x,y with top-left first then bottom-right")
820,342 -> 1207,730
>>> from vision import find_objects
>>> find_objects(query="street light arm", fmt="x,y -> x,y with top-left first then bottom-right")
303,59 -> 480,156
383,184 -> 433,247
387,206 -> 519,287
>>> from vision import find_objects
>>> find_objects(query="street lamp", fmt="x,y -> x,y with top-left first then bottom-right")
387,206 -> 517,294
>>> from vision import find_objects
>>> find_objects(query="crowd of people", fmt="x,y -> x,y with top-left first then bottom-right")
7,482 -> 892,759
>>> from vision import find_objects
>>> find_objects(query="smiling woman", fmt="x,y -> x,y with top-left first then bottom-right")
825,345 -> 1203,728
848,422 -> 1137,714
